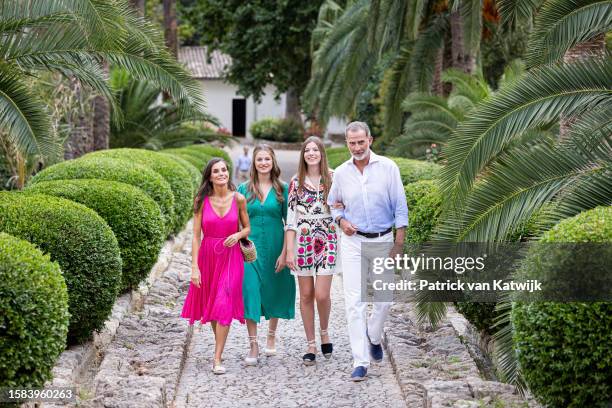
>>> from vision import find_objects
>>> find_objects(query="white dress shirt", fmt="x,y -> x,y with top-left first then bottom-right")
327,150 -> 408,233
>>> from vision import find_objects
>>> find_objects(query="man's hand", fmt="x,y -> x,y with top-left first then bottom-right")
388,241 -> 403,260
340,218 -> 358,236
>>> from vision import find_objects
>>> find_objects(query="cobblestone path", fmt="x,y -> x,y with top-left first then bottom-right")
174,234 -> 406,407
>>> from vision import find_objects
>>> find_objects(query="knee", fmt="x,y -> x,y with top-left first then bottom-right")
315,289 -> 330,304
300,290 -> 315,305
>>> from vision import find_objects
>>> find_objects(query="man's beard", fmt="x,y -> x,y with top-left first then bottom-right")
351,148 -> 370,161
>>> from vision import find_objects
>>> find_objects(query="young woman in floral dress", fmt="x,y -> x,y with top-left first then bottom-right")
285,136 -> 338,365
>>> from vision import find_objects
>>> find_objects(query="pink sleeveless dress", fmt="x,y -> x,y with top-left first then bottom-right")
181,194 -> 245,326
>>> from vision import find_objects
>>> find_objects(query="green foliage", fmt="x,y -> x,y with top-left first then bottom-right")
83,149 -> 194,234
455,302 -> 498,335
29,157 -> 175,235
392,157 -> 441,184
0,192 -> 122,344
512,206 -> 612,407
162,151 -> 206,174
109,69 -> 220,151
0,0 -> 206,188
326,147 -> 351,169
190,0 -> 323,104
0,232 -> 69,388
162,153 -> 201,192
403,180 -> 442,244
249,118 -> 303,143
181,144 -> 233,173
25,180 -> 165,292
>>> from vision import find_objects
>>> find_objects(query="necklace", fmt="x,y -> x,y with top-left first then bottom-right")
305,175 -> 321,203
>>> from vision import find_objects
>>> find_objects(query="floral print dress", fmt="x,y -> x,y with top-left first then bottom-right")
285,175 -> 338,276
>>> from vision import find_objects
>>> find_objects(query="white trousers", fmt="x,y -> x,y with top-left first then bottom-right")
340,231 -> 394,368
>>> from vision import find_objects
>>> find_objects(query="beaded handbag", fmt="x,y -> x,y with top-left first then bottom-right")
239,238 -> 257,263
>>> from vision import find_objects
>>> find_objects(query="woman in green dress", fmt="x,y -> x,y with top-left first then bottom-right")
237,144 -> 296,366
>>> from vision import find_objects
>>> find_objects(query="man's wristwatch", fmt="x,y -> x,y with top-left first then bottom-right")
335,215 -> 344,225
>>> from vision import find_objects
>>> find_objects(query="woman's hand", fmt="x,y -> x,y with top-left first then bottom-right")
191,266 -> 201,288
223,233 -> 240,247
275,251 -> 287,273
286,251 -> 297,271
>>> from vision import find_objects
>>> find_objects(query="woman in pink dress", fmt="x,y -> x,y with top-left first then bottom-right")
181,158 -> 251,374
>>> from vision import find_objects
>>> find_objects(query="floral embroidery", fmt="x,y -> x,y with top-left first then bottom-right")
287,175 -> 338,274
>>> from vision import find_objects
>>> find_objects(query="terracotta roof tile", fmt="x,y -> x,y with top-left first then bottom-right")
178,46 -> 231,79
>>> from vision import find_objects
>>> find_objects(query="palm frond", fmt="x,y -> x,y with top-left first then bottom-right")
497,0 -> 543,25
408,14 -> 449,93
460,0 -> 483,57
435,108 -> 612,242
525,0 -> 612,68
0,67 -> 57,158
440,59 -> 612,206
381,41 -> 414,142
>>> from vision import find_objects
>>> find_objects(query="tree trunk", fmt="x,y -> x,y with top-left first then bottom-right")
129,0 -> 145,15
442,30 -> 453,96
450,9 -> 476,74
559,33 -> 606,139
163,0 -> 178,58
92,63 -> 110,151
285,87 -> 302,123
431,48 -> 444,96
64,78 -> 93,159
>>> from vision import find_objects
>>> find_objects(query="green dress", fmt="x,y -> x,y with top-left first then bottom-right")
238,182 -> 296,321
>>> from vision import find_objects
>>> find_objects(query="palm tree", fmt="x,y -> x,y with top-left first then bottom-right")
304,0 -> 491,141
0,0 -> 206,188
110,69 -> 220,150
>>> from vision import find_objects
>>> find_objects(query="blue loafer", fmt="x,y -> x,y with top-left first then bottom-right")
350,366 -> 367,381
367,331 -> 383,362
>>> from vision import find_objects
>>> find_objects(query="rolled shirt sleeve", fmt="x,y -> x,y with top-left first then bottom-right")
327,172 -> 344,222
285,178 -> 299,232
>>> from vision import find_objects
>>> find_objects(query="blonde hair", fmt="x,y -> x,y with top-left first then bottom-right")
246,144 -> 285,204
296,136 -> 332,206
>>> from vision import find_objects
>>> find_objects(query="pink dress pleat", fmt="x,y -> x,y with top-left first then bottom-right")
181,194 -> 245,326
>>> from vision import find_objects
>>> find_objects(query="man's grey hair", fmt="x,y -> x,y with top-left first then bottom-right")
345,121 -> 371,138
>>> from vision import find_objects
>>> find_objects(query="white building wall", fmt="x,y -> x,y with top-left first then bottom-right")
201,79 -> 346,140
200,80 -> 285,139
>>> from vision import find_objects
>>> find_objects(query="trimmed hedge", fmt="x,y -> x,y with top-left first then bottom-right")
0,192 -> 122,344
326,147 -> 351,169
249,118 -> 303,143
0,233 -> 69,388
391,157 -> 441,184
29,157 -> 175,235
162,151 -> 204,173
181,144 -> 232,173
83,149 -> 193,234
162,153 -> 201,192
26,179 -> 165,292
512,206 -> 612,408
404,180 -> 442,243
163,148 -> 212,172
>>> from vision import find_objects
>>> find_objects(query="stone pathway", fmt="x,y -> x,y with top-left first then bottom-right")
174,267 -> 405,408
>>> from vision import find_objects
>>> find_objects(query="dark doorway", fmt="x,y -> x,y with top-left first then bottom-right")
232,99 -> 246,137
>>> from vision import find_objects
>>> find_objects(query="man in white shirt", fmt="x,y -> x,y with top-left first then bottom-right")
327,121 -> 409,381
235,146 -> 251,182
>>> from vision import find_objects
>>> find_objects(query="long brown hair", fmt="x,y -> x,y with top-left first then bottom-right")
246,144 -> 285,204
193,158 -> 236,213
296,136 -> 332,205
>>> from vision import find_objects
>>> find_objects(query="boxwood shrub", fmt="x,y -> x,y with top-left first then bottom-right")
26,179 -> 165,292
184,144 -> 232,165
0,192 -> 122,344
162,153 -> 201,192
404,180 -> 442,244
162,151 -> 204,173
163,147 -> 212,172
0,232 -> 70,388
512,206 -> 612,408
29,157 -> 175,235
83,149 -> 194,233
391,157 -> 441,184
326,147 -> 351,169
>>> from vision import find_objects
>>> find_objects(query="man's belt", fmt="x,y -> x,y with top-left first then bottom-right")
355,227 -> 392,238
